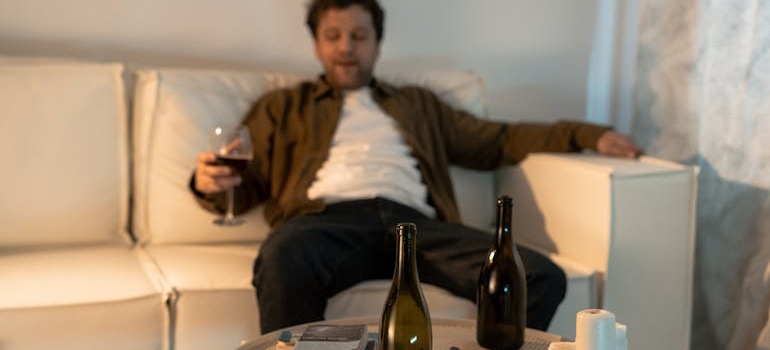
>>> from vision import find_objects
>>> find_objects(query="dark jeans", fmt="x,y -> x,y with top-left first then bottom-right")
252,198 -> 565,333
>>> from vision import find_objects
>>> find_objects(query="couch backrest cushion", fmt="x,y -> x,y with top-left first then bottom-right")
132,68 -> 274,244
0,61 -> 130,248
132,65 -> 494,245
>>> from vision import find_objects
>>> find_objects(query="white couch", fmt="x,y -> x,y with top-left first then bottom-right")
0,59 -> 698,350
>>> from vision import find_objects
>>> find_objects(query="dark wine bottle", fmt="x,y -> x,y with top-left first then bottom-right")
477,196 -> 527,350
379,223 -> 432,350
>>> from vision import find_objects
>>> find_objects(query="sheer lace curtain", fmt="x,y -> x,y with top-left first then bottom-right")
629,0 -> 770,349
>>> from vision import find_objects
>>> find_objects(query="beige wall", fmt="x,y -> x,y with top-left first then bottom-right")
0,0 -> 600,122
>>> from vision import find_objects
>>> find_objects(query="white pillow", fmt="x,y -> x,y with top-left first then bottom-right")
0,61 -> 130,247
377,66 -> 488,117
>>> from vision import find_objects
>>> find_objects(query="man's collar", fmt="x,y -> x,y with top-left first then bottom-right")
311,75 -> 336,100
312,75 -> 394,100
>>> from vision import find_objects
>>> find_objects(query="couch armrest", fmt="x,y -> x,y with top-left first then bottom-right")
495,153 -> 698,350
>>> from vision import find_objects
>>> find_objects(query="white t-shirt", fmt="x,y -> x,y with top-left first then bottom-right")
306,87 -> 435,217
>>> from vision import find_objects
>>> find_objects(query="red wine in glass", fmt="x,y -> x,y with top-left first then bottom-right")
211,125 -> 253,226
214,153 -> 251,174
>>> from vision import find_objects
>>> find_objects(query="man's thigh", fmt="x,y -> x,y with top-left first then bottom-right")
409,219 -> 494,300
255,207 -> 396,297
410,219 -> 562,303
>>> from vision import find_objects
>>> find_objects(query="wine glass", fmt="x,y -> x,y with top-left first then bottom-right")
210,124 -> 253,226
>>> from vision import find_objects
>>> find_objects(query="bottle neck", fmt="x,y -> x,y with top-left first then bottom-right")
496,201 -> 514,253
395,228 -> 419,284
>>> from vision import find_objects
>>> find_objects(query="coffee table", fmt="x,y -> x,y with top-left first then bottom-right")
235,317 -> 562,350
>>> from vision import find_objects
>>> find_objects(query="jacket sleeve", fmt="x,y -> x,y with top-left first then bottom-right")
499,120 -> 612,163
424,89 -> 611,168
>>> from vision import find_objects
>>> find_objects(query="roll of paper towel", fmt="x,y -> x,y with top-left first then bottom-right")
575,309 -> 616,350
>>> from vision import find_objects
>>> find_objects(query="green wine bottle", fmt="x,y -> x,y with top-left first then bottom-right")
379,223 -> 432,350
477,196 -> 527,350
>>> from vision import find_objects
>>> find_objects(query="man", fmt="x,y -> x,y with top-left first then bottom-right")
192,0 -> 641,334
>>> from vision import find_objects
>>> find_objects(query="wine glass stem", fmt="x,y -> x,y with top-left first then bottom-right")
225,188 -> 235,220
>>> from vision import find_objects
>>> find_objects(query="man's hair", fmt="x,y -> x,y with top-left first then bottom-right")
306,0 -> 385,42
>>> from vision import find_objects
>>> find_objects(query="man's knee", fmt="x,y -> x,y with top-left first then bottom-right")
253,231 -> 316,289
542,261 -> 567,303
531,254 -> 566,296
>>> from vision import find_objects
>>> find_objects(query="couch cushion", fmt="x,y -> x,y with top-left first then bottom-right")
144,244 -> 261,350
132,68 -> 274,244
0,61 -> 130,247
132,66 -> 494,244
0,246 -> 169,350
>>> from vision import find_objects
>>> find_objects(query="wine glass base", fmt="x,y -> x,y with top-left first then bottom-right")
213,217 -> 245,226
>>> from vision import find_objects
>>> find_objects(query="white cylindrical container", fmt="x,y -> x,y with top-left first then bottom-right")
615,323 -> 627,350
575,309 -> 616,350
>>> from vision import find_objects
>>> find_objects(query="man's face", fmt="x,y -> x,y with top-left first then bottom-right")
314,5 -> 380,90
